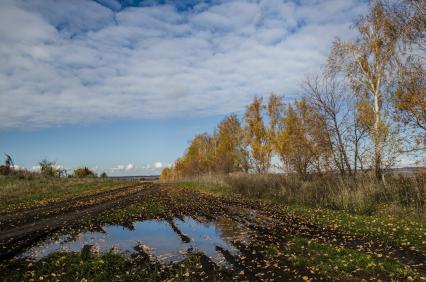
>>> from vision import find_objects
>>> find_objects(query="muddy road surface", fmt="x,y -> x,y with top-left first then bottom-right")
1,183 -> 425,281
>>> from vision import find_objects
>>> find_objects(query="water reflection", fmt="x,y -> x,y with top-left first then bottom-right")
23,216 -> 250,265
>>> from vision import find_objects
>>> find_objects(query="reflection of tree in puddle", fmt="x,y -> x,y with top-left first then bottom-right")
214,216 -> 251,244
167,220 -> 191,243
22,216 -> 251,267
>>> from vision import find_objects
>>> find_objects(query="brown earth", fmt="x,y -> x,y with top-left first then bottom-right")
0,183 -> 425,281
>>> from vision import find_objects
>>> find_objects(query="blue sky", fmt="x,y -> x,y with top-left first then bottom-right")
0,0 -> 367,175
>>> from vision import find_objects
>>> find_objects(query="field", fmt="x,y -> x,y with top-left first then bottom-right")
0,176 -> 132,213
0,177 -> 425,281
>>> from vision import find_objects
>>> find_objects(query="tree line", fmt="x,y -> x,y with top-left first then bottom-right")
0,156 -> 106,178
161,0 -> 425,181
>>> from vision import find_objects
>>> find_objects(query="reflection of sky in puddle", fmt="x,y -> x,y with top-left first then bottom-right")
23,216 -> 249,265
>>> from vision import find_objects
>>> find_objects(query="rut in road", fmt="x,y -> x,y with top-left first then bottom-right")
0,183 -> 157,260
0,183 -> 151,229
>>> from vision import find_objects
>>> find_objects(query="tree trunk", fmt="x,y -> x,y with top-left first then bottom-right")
373,91 -> 382,180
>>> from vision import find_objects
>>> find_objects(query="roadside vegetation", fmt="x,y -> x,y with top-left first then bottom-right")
172,173 -> 426,218
161,0 -> 426,218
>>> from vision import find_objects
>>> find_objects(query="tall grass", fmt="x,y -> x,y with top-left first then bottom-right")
171,173 -> 426,218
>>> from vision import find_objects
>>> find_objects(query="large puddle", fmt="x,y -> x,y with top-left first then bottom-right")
23,216 -> 250,265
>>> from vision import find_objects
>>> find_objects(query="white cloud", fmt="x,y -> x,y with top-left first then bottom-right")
140,161 -> 170,170
106,161 -> 169,176
111,164 -> 125,171
154,162 -> 164,169
30,163 -> 63,171
0,0 -> 367,129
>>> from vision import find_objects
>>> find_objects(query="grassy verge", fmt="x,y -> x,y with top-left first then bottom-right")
173,179 -> 426,253
3,251 -> 159,282
282,237 -> 419,281
0,176 -> 132,213
3,251 -> 214,282
285,205 -> 426,253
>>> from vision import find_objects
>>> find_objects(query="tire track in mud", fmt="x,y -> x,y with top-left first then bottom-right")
0,183 -> 158,260
0,183 -> 149,229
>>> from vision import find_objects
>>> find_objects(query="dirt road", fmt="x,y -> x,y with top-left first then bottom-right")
0,182 -> 157,260
1,183 -> 425,281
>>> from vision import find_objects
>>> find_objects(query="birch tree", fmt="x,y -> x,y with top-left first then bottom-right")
328,2 -> 399,180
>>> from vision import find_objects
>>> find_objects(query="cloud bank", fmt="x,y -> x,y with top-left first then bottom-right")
108,161 -> 169,175
0,0 -> 366,129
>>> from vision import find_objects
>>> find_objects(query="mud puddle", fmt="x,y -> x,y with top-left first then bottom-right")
22,216 -> 250,265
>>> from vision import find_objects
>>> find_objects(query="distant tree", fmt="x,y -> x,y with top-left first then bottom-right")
4,154 -> 14,168
100,172 -> 108,178
73,167 -> 97,178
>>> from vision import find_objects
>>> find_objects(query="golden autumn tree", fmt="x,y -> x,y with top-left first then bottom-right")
328,1 -> 400,180
385,0 -> 425,52
274,99 -> 329,178
267,93 -> 284,149
215,114 -> 248,174
383,0 -> 425,149
244,97 -> 272,173
275,102 -> 311,178
172,158 -> 185,179
394,61 -> 426,148
160,167 -> 172,180
181,133 -> 217,176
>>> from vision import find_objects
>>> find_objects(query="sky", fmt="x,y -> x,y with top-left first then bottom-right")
0,0 -> 367,176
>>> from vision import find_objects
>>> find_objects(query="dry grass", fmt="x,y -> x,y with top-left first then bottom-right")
171,173 -> 426,218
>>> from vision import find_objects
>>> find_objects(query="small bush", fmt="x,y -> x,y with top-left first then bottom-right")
39,159 -> 64,178
73,167 -> 97,178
